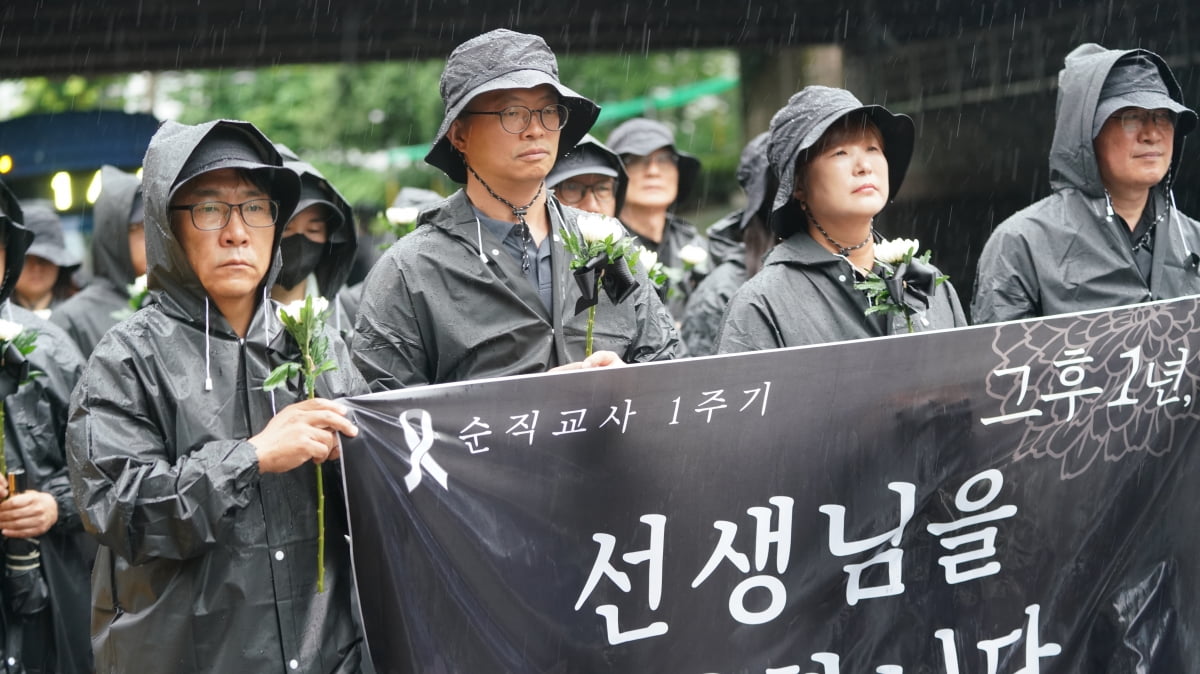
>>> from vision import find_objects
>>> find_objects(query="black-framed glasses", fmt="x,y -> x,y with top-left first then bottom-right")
554,179 -> 616,205
622,149 -> 679,171
1111,108 -> 1176,134
462,104 -> 569,134
169,199 -> 279,231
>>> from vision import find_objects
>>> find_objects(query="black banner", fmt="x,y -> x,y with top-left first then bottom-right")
340,297 -> 1200,673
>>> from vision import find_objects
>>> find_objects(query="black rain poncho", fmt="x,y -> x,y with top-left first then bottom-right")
352,191 -> 680,389
67,121 -> 368,673
717,87 -> 966,352
680,214 -> 746,357
0,179 -> 91,674
971,45 -> 1200,323
51,166 -> 141,358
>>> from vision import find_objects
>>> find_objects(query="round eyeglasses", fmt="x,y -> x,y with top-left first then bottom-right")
1110,109 -> 1176,134
555,179 -> 616,205
462,104 -> 569,134
169,199 -> 279,231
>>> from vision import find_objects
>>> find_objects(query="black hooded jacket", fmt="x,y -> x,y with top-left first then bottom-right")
972,45 -> 1200,323
0,179 -> 91,673
352,190 -> 679,389
66,121 -> 368,673
52,166 -> 141,358
680,213 -> 746,357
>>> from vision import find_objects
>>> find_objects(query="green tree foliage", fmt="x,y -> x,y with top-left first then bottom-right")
10,75 -> 127,116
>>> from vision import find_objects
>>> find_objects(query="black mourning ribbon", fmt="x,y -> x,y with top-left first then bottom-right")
885,257 -> 939,314
572,252 -> 641,315
0,343 -> 30,400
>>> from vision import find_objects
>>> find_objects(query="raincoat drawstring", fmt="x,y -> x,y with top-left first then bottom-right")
474,216 -> 488,264
203,297 -> 213,391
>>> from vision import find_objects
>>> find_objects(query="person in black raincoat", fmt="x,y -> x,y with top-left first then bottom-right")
11,206 -> 80,319
972,44 -> 1200,323
606,117 -> 709,321
353,29 -> 679,389
717,86 -> 967,353
67,120 -> 368,673
51,166 -> 144,358
680,132 -> 777,356
0,178 -> 91,673
547,133 -> 626,218
273,146 -> 358,339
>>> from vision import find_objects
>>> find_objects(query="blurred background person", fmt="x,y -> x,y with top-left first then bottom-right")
51,166 -> 145,358
12,205 -> 80,319
547,133 -> 625,218
681,132 -> 777,356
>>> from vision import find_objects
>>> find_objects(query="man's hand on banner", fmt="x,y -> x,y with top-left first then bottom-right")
551,350 -> 626,372
250,398 -> 359,473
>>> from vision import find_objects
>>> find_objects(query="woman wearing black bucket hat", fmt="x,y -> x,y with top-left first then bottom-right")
717,86 -> 966,352
353,29 -> 678,389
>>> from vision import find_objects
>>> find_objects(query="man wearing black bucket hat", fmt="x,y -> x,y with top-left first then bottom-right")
353,29 -> 678,389
973,44 -> 1200,322
717,86 -> 966,352
67,121 -> 368,672
547,133 -> 626,218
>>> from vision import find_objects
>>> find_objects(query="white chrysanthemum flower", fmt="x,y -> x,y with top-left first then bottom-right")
875,238 -> 920,265
639,248 -> 659,273
679,243 -> 708,267
386,206 -> 420,224
577,213 -> 623,244
127,274 -> 148,297
0,319 -> 22,342
280,296 -> 330,322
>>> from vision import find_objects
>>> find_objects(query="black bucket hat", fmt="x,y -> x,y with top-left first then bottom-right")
0,179 -> 34,306
547,134 -> 628,213
1093,53 -> 1197,139
735,132 -> 773,231
606,118 -> 702,204
21,204 -> 81,271
767,86 -> 914,237
425,28 -> 600,184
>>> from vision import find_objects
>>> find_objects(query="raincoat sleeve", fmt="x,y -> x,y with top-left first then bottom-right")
67,339 -> 262,565
680,265 -> 741,357
626,270 -> 682,363
971,225 -> 1040,323
715,286 -> 785,354
351,251 -> 431,390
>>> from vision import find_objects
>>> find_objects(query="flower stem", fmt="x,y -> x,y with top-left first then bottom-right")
0,402 -> 6,489
905,314 -> 914,334
584,272 -> 602,358
308,384 -> 326,594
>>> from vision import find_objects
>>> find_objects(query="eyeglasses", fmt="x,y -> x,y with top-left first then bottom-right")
1110,109 -> 1176,134
169,199 -> 279,231
554,179 -> 616,205
462,104 -> 570,134
623,150 -> 679,171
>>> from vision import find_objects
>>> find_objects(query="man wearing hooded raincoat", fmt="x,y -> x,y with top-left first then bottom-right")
52,166 -> 144,358
273,146 -> 359,340
353,29 -> 678,389
67,120 -> 367,673
972,44 -> 1200,322
680,132 -> 776,357
0,179 -> 91,673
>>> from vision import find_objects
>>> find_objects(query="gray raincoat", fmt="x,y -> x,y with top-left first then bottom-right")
51,166 -> 141,358
717,87 -> 966,353
352,190 -> 680,389
0,179 -> 91,673
971,45 -> 1200,323
680,214 -> 746,356
67,121 -> 368,673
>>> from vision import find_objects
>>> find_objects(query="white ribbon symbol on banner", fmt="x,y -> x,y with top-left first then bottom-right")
401,409 -> 449,493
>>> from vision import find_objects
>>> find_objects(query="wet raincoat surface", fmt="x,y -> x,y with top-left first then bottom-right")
972,45 -> 1200,323
680,213 -> 746,356
352,190 -> 680,389
633,212 -> 707,322
67,121 -> 368,673
0,180 -> 91,674
716,232 -> 966,352
51,166 -> 141,358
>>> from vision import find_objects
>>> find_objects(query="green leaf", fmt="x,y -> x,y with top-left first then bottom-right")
263,362 -> 301,391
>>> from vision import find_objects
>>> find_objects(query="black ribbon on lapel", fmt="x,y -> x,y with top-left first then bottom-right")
886,257 -> 939,313
572,253 -> 642,316
0,343 -> 30,400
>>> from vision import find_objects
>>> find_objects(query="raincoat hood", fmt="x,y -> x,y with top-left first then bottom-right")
22,204 -> 80,271
91,165 -> 143,289
426,28 -> 600,183
142,120 -> 300,325
547,133 -> 628,213
607,117 -> 702,204
0,179 -> 34,307
767,86 -> 914,237
1050,44 -> 1196,197
736,131 -> 774,232
275,145 -> 358,298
